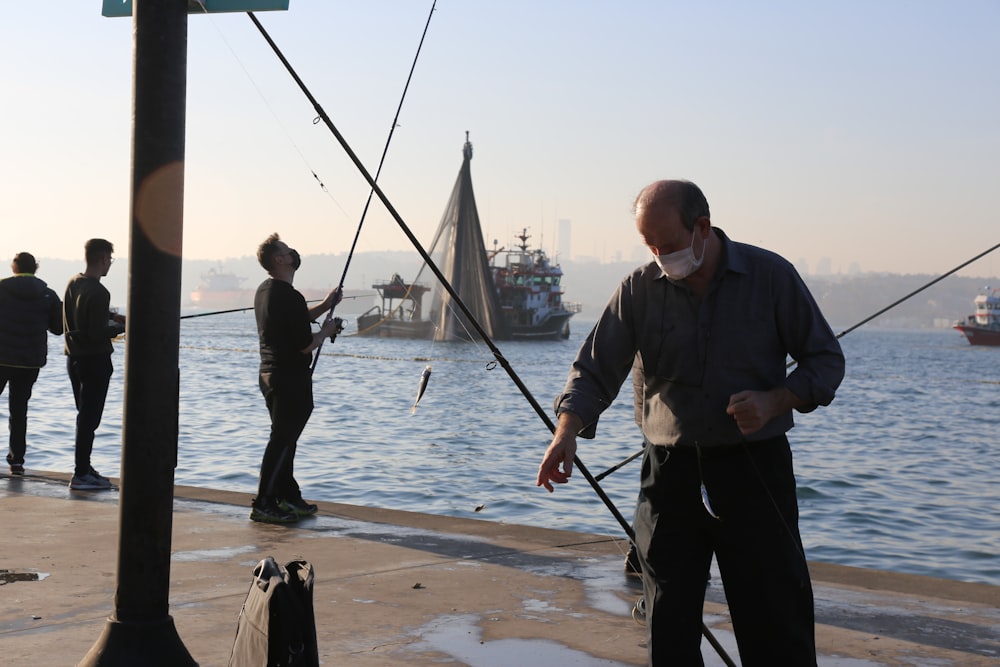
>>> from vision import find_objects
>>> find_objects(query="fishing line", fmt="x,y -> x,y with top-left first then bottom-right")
249,14 -> 733,661
301,1 -> 437,372
193,4 -> 353,220
179,343 -> 482,366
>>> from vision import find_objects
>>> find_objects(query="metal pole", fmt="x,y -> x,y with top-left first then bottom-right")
80,0 -> 196,663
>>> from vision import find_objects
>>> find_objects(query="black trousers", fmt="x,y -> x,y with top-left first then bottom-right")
257,368 -> 313,502
634,436 -> 816,667
1,366 -> 40,466
67,355 -> 113,476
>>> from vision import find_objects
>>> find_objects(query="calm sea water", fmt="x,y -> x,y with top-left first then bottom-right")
11,313 -> 1000,587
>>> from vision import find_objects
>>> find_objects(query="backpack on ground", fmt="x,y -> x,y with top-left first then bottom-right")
229,557 -> 318,667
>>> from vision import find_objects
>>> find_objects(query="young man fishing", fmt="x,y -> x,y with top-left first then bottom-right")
251,233 -> 342,524
537,180 -> 845,665
63,238 -> 126,490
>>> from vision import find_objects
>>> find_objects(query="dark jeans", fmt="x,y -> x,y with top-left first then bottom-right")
2,365 -> 40,466
257,368 -> 314,502
67,355 -> 113,476
634,436 -> 816,667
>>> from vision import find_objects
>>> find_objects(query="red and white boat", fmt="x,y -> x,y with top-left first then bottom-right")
953,287 -> 1000,346
490,229 -> 580,340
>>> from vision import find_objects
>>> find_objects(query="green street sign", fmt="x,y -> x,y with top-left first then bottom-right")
102,0 -> 289,18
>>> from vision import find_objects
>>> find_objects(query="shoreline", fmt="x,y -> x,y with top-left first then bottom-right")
2,470 -> 998,666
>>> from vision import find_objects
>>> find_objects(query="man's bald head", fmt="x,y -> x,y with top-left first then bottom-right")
633,180 -> 710,232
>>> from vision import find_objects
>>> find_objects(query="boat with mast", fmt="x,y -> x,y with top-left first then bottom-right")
356,134 -> 579,341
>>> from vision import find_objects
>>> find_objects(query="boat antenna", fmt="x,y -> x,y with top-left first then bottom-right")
250,18 -> 733,661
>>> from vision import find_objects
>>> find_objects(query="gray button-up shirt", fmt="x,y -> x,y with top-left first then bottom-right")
555,228 -> 845,447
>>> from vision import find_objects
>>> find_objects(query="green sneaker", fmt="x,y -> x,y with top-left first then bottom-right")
249,498 -> 298,524
278,497 -> 318,517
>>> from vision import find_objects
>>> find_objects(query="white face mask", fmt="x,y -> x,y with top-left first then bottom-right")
654,230 -> 706,279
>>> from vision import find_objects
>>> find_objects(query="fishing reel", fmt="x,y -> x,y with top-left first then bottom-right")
329,317 -> 345,341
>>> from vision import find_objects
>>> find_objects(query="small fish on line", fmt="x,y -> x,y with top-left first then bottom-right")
410,365 -> 432,414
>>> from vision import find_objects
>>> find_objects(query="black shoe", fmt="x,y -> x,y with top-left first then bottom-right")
9,463 -> 24,476
69,468 -> 112,490
278,497 -> 318,517
250,497 -> 298,524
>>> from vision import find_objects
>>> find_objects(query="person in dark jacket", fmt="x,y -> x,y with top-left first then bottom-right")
63,239 -> 126,490
0,252 -> 64,475
251,233 -> 342,524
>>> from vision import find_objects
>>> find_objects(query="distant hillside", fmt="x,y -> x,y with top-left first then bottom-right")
34,252 -> 996,330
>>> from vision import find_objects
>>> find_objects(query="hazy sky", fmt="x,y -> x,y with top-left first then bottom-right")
2,1 -> 998,279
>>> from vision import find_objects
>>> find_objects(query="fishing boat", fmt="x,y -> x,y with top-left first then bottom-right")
356,274 -> 435,338
490,229 -> 580,340
953,287 -> 1000,346
189,267 -> 253,310
354,135 -> 580,341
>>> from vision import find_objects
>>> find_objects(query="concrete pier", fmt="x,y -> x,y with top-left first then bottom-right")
2,472 -> 997,666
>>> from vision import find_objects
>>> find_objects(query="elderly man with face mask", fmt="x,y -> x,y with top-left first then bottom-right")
250,233 -> 343,524
537,180 -> 845,666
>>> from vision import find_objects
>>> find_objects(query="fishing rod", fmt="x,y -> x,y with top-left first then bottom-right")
833,241 -> 999,340
249,15 -> 734,662
593,447 -> 644,483
178,294 -> 375,320
180,305 -> 257,320
248,3 -> 437,373
782,240 -> 1000,369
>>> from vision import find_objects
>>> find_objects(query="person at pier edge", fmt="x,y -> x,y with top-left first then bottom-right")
536,180 -> 845,666
251,233 -> 343,524
0,252 -> 64,475
63,238 -> 126,490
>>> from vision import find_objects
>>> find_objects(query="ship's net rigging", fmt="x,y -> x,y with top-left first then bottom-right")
421,136 -> 509,342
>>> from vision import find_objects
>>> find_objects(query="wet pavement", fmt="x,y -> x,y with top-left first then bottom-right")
1,471 -> 998,666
